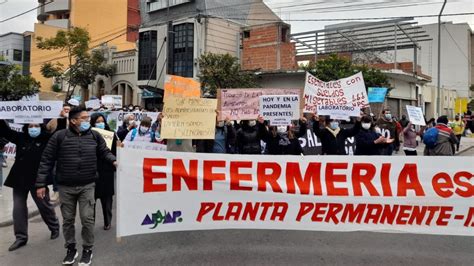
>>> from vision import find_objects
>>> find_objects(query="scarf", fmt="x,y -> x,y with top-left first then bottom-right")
326,127 -> 341,138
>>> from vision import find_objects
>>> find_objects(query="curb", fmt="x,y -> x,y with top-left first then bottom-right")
456,145 -> 474,156
0,201 -> 59,228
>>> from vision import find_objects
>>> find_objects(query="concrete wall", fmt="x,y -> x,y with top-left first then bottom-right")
205,17 -> 240,56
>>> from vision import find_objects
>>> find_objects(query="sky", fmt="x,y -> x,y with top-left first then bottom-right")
0,0 -> 472,35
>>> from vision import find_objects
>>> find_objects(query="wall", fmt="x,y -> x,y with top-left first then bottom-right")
0,33 -> 24,64
258,72 -> 305,89
205,18 -> 240,56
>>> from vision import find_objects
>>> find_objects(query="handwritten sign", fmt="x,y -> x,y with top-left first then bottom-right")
91,128 -> 115,149
85,99 -> 101,110
368,87 -> 388,103
219,88 -> 301,120
406,105 -> 426,126
164,75 -> 201,99
304,72 -> 368,113
161,96 -> 217,139
259,95 -> 300,126
317,105 -> 361,120
0,101 -> 63,123
101,95 -> 123,109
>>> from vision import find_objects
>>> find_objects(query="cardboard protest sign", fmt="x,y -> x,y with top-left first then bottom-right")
259,95 -> 300,126
368,87 -> 388,103
219,88 -> 301,120
91,128 -> 115,149
406,105 -> 426,126
101,95 -> 123,109
0,101 -> 63,123
85,99 -> 101,110
317,105 -> 361,120
164,75 -> 201,99
304,72 -> 368,113
123,141 -> 167,152
161,96 -> 217,139
117,149 -> 473,237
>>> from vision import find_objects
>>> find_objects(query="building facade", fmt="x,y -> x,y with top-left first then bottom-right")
0,32 -> 32,75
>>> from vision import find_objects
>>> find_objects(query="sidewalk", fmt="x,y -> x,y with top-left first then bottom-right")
394,134 -> 474,156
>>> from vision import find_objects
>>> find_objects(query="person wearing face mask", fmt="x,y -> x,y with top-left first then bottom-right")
0,120 -> 60,252
451,115 -> 464,152
264,119 -> 307,155
402,121 -> 423,156
355,116 -> 389,155
90,113 -> 117,230
196,114 -> 236,153
117,114 -> 136,142
123,116 -> 153,144
36,107 -> 116,265
376,109 -> 398,155
312,114 -> 361,155
236,116 -> 268,154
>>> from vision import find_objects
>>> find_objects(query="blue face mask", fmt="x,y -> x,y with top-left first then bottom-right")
95,122 -> 105,129
28,127 -> 41,138
80,121 -> 91,132
330,122 -> 339,130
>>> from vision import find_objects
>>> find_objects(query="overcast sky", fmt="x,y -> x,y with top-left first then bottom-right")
0,0 -> 472,35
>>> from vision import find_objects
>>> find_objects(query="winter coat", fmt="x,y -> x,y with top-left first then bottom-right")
264,123 -> 306,155
195,125 -> 236,153
403,127 -> 418,149
0,120 -> 55,189
36,127 -> 116,187
424,124 -> 458,156
236,123 -> 269,154
123,128 -> 153,143
354,129 -> 382,155
117,124 -> 130,142
96,132 -> 117,198
313,120 -> 361,155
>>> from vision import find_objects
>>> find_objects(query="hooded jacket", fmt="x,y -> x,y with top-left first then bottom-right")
423,124 -> 458,156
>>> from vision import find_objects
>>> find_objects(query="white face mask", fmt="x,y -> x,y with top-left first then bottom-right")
362,123 -> 371,130
139,126 -> 149,134
277,126 -> 287,133
217,121 -> 225,127
248,120 -> 257,127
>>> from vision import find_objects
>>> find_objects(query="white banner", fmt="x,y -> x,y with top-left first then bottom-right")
406,105 -> 426,126
304,72 -> 368,113
259,95 -> 300,126
114,112 -> 160,131
317,105 -> 361,120
0,101 -> 63,123
101,95 -> 123,109
85,99 -> 101,110
117,149 -> 474,237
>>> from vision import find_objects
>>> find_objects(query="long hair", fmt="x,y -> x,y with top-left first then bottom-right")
90,113 -> 111,131
21,123 -> 47,137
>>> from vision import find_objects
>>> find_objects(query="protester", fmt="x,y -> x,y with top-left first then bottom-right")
465,106 -> 473,133
376,109 -> 398,155
151,113 -> 166,145
354,115 -> 388,155
116,113 -> 136,142
236,116 -> 268,154
36,107 -> 116,265
123,116 -> 153,143
0,120 -> 60,251
196,116 -> 236,153
312,115 -> 361,155
399,114 -> 409,128
90,113 -> 117,231
264,119 -> 306,155
402,122 -> 421,156
451,115 -> 465,152
423,116 -> 458,156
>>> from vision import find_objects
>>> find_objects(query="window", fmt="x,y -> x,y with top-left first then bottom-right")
147,0 -> 191,12
138,31 -> 157,80
281,27 -> 289,43
243,31 -> 250,38
169,23 -> 194,78
13,49 -> 22,61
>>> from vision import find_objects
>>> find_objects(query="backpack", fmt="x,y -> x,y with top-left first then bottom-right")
423,127 -> 439,149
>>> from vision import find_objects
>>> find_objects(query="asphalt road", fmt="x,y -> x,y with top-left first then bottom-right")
0,202 -> 473,266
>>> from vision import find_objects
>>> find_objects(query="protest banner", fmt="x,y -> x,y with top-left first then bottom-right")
0,101 -> 63,123
304,72 -> 368,113
164,75 -> 201,99
101,95 -> 123,109
85,99 -> 101,110
91,128 -> 115,149
113,112 -> 160,131
161,96 -> 217,139
219,88 -> 301,120
123,141 -> 167,152
368,87 -> 388,103
117,149 -> 473,237
406,105 -> 426,126
317,105 -> 361,120
259,95 -> 300,126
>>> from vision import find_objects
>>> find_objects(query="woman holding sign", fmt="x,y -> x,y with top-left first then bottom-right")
0,120 -> 60,251
312,114 -> 361,155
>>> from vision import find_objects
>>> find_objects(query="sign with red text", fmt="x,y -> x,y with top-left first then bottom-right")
304,72 -> 368,113
117,148 -> 473,237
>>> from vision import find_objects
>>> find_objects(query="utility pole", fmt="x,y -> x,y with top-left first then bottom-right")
437,0 -> 447,117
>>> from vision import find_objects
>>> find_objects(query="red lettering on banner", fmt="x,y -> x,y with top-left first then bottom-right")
225,202 -> 243,221
230,161 -> 253,191
380,163 -> 393,196
424,206 -> 439,225
432,172 -> 454,198
397,164 -> 425,196
172,159 -> 198,191
341,204 -> 366,223
324,203 -> 343,224
364,204 -> 383,224
257,162 -> 283,193
143,158 -> 167,193
311,203 -> 328,222
296,203 -> 314,221
213,202 -> 225,220
407,206 -> 427,225
286,162 -> 322,195
197,202 -> 215,222
380,205 -> 398,224
242,202 -> 259,221
396,205 -> 412,225
270,202 -> 288,221
436,207 -> 452,226
453,171 -> 473,197
203,160 -> 226,190
352,163 -> 379,196
464,207 -> 474,227
326,163 -> 349,196
197,202 -> 288,222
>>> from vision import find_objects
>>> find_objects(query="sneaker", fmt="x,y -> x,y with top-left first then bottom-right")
79,249 -> 93,266
63,248 -> 78,265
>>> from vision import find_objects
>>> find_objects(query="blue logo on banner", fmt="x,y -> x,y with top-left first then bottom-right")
368,87 -> 388,103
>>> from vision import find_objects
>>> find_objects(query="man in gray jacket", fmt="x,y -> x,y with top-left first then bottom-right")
36,107 -> 116,266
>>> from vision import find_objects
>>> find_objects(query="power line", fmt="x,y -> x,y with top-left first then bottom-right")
0,1 -> 53,23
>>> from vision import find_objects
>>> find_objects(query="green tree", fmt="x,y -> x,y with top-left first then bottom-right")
0,62 -> 40,101
36,27 -> 115,101
301,54 -> 391,89
198,53 -> 257,97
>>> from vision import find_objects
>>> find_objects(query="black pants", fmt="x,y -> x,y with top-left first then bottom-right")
404,150 -> 417,156
95,196 -> 113,227
13,187 -> 59,242
455,135 -> 461,151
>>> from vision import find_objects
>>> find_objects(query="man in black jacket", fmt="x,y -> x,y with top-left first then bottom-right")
36,107 -> 116,266
312,115 -> 361,155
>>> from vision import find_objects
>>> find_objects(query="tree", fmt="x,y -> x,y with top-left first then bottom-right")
300,54 -> 391,89
0,61 -> 40,101
198,53 -> 257,97
36,27 -> 115,101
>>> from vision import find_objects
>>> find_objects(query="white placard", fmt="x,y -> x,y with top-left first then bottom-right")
317,105 -> 361,119
259,95 -> 300,126
406,105 -> 426,126
85,99 -> 101,110
123,141 -> 167,151
0,101 -> 63,123
101,95 -> 123,109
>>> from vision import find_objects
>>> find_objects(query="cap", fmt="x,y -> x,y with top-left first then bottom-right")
67,99 -> 80,106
